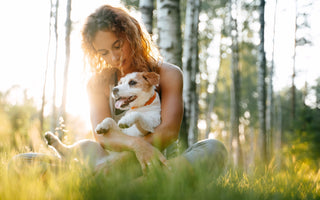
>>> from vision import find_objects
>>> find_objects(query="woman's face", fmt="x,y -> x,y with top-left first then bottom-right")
92,30 -> 133,74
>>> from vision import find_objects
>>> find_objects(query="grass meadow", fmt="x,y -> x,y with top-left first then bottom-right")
1,146 -> 320,200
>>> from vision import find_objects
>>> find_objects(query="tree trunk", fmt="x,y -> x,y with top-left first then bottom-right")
59,0 -> 72,139
157,0 -> 185,148
40,0 -> 54,134
229,0 -> 243,168
258,0 -> 267,164
292,0 -> 298,123
50,0 -> 59,133
266,0 -> 278,161
157,0 -> 182,67
275,94 -> 282,168
139,0 -> 154,34
182,0 -> 200,146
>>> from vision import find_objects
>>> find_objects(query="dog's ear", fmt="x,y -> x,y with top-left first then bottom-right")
142,72 -> 160,86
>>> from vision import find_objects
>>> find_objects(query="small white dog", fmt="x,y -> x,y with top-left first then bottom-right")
96,71 -> 161,137
44,71 -> 161,171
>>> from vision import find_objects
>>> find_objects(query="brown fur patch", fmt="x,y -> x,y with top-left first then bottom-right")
130,72 -> 159,92
141,72 -> 160,86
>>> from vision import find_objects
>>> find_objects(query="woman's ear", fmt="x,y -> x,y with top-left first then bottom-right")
142,72 -> 160,86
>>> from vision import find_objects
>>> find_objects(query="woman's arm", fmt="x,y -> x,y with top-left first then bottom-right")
87,68 -> 168,172
87,68 -> 137,150
87,64 -> 183,171
143,63 -> 184,151
87,69 -> 114,141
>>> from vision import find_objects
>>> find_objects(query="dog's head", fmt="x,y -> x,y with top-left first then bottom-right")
112,72 -> 160,110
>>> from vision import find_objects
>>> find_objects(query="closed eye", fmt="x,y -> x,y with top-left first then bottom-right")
129,80 -> 137,86
101,51 -> 109,56
98,50 -> 109,56
113,40 -> 122,50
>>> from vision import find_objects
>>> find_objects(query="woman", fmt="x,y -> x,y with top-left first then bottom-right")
8,4 -> 227,177
81,4 -> 228,175
82,5 -> 183,173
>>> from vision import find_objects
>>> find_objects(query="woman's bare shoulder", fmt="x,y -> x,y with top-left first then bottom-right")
159,62 -> 183,81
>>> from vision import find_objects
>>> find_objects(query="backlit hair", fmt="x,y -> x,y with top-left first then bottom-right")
82,4 -> 161,73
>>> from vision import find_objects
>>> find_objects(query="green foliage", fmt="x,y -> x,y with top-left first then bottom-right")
284,107 -> 320,164
275,84 -> 320,166
0,88 -> 41,152
121,0 -> 139,9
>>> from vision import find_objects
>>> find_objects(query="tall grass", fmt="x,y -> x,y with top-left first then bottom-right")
1,150 -> 319,200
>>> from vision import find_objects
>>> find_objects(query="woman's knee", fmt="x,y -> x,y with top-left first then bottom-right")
182,139 -> 228,173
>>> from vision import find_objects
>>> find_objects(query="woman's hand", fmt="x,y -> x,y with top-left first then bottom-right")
131,137 -> 169,174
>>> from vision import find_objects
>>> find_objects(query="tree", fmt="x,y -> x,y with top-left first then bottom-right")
267,0 -> 278,162
40,0 -> 54,134
157,0 -> 184,150
156,0 -> 182,67
59,0 -> 72,138
315,78 -> 320,109
139,0 -> 154,34
292,0 -> 313,123
257,0 -> 267,164
51,0 -> 59,133
228,0 -> 243,168
182,0 -> 201,147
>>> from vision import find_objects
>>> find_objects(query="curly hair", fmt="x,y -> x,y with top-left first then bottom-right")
82,5 -> 161,73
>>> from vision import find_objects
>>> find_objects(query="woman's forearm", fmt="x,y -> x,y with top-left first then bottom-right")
143,124 -> 179,151
95,128 -> 143,152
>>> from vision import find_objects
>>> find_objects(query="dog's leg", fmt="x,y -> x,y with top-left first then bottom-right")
118,112 -> 156,133
44,132 -> 70,158
95,117 -> 120,134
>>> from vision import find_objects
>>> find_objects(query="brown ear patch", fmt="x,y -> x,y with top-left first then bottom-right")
141,72 -> 160,86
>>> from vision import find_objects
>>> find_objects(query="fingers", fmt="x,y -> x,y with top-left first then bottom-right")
159,155 -> 170,170
140,160 -> 148,175
140,155 -> 170,175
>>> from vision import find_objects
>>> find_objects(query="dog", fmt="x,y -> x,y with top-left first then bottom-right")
44,71 -> 161,171
95,71 -> 161,136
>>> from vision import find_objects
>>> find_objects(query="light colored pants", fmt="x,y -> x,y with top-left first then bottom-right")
182,139 -> 228,174
8,139 -> 228,176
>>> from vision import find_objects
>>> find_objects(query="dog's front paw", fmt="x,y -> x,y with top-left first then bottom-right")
44,132 -> 59,145
118,113 -> 140,129
96,118 -> 117,134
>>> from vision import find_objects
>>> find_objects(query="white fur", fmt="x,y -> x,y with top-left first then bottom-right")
96,72 -> 161,137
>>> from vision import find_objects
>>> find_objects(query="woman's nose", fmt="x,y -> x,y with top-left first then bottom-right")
111,52 -> 120,62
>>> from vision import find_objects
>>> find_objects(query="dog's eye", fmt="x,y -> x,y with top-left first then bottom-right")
129,80 -> 137,86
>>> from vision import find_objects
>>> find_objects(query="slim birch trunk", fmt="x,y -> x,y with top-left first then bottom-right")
266,0 -> 278,161
258,0 -> 268,164
139,0 -> 154,34
157,0 -> 185,148
292,0 -> 298,123
157,0 -> 182,67
183,0 -> 200,146
40,0 -> 54,134
275,95 -> 282,168
59,0 -> 72,138
229,0 -> 243,168
51,0 -> 59,133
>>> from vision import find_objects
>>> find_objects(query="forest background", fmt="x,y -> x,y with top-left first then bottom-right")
0,0 -> 320,198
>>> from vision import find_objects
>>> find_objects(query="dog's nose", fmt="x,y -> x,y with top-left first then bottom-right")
112,87 -> 119,96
